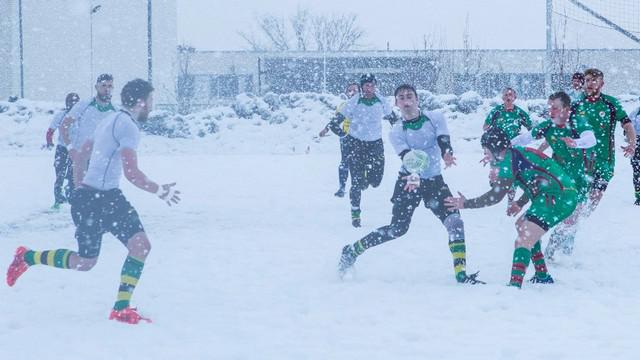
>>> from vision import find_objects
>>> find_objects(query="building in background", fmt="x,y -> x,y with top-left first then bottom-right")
186,49 -> 640,104
0,0 -> 177,105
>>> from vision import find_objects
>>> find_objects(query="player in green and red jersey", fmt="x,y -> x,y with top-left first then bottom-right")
511,91 -> 596,258
573,68 -> 636,216
446,128 -> 578,288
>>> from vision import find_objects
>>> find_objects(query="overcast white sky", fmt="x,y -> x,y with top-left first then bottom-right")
177,0 -> 639,51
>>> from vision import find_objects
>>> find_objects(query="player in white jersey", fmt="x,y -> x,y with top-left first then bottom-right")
60,73 -> 116,187
318,82 -> 360,197
328,73 -> 397,227
338,84 -> 483,284
7,79 -> 181,325
45,92 -> 79,209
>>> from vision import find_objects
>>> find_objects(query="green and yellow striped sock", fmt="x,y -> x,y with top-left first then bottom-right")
23,249 -> 72,269
353,240 -> 365,255
509,247 -> 531,288
449,240 -> 467,282
530,240 -> 549,279
113,256 -> 145,311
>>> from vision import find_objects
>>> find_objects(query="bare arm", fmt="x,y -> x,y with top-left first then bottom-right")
60,116 -> 74,146
622,122 -> 637,157
121,148 -> 159,193
122,148 -> 181,205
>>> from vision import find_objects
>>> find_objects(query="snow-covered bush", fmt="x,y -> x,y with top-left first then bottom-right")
457,91 -> 483,114
143,110 -> 191,138
232,93 -> 271,120
524,99 -> 548,118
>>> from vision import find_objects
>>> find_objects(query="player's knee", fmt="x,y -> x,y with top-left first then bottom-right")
128,232 -> 151,259
75,256 -> 98,271
443,213 -> 464,240
389,222 -> 410,238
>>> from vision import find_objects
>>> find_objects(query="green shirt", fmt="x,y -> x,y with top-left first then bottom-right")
484,104 -> 532,139
495,146 -> 575,200
571,94 -> 630,179
530,118 -> 595,184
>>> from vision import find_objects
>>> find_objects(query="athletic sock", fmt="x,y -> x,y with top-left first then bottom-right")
24,249 -> 72,269
448,239 -> 467,282
114,256 -> 145,311
530,240 -> 550,279
509,247 -> 531,288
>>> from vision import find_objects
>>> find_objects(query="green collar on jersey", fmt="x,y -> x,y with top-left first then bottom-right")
90,99 -> 115,112
358,96 -> 381,106
403,114 -> 429,130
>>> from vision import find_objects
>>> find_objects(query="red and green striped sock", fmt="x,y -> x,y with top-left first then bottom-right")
23,249 -> 72,269
530,240 -> 550,280
113,256 -> 145,311
509,247 -> 531,288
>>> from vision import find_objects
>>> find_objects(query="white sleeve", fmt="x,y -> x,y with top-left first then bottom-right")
379,93 -> 393,116
573,130 -> 596,149
338,96 -> 357,119
67,100 -> 88,120
511,131 -> 534,146
431,111 -> 449,137
49,112 -> 64,129
115,120 -> 140,150
388,124 -> 410,155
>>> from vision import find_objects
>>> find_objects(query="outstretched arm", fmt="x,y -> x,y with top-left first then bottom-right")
445,177 -> 513,210
121,148 -> 181,206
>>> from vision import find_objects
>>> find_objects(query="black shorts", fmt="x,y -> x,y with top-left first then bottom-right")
390,173 -> 459,223
70,187 -> 145,258
590,172 -> 609,192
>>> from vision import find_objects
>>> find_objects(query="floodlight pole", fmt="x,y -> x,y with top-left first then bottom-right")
545,0 -> 552,96
18,0 -> 24,98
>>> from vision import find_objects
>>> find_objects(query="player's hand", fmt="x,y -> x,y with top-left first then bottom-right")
444,192 -> 466,210
560,137 -> 577,148
156,182 -> 181,206
443,152 -> 457,169
621,143 -> 636,157
506,202 -> 522,216
319,128 -> 329,137
479,155 -> 490,167
402,173 -> 420,192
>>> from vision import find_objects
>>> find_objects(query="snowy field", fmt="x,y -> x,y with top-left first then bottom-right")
1,98 -> 639,359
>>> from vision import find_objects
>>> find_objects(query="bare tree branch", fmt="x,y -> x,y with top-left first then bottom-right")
290,6 -> 310,51
259,15 -> 290,51
237,30 -> 267,51
241,10 -> 364,51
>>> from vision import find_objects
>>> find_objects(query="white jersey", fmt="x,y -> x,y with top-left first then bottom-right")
48,110 -> 68,145
82,110 -> 140,191
67,98 -> 116,150
338,93 -> 393,141
389,110 -> 450,180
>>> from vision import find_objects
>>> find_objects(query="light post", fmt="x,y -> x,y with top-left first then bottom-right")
147,0 -> 152,83
90,4 -> 102,95
18,0 -> 24,98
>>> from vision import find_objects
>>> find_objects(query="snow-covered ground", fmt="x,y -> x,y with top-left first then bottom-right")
1,95 -> 639,359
